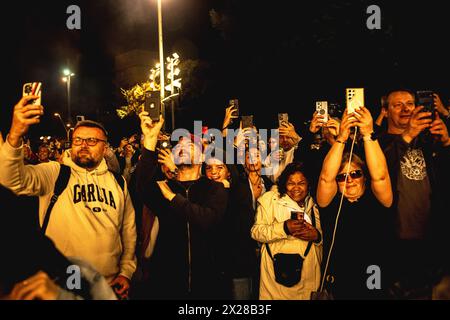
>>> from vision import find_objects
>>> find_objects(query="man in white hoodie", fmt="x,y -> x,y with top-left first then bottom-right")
0,95 -> 136,299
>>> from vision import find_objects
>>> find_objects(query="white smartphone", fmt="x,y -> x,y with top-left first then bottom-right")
23,82 -> 42,105
346,88 -> 364,114
315,101 -> 329,122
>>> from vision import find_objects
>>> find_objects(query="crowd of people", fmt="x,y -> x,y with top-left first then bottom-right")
0,89 -> 449,300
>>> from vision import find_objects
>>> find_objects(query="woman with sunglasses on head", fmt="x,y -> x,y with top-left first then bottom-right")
316,106 -> 395,300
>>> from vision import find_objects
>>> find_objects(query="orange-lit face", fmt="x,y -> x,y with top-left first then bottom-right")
71,127 -> 107,170
38,146 -> 50,162
386,91 -> 416,132
337,162 -> 366,200
286,172 -> 309,203
205,158 -> 230,183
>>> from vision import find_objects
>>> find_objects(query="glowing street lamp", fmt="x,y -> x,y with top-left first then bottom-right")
54,113 -> 65,127
148,53 -> 182,130
54,112 -> 70,141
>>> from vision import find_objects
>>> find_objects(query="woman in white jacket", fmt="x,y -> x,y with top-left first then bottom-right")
251,162 -> 322,300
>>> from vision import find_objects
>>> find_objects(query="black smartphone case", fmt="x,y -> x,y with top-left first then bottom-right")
241,115 -> 253,128
145,94 -> 161,122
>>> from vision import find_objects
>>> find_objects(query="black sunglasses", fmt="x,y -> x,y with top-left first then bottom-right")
336,170 -> 363,182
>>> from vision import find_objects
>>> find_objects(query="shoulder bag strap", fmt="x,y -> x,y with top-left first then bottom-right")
265,204 -> 317,260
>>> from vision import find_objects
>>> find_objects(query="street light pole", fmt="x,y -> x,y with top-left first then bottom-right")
170,61 -> 175,131
157,0 -> 166,128
54,113 -> 70,142
67,75 -> 71,124
63,69 -> 75,125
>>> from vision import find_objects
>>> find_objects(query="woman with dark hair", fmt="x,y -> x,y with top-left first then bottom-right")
317,107 -> 394,299
251,162 -> 322,300
202,146 -> 273,300
204,155 -> 231,188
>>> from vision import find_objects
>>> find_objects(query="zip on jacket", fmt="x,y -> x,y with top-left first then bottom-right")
186,185 -> 192,293
179,181 -> 194,294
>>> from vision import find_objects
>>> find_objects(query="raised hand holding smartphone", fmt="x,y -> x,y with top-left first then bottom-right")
23,82 -> 42,106
8,93 -> 44,147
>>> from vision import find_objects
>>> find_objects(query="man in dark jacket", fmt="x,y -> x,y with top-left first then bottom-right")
136,113 -> 228,300
379,89 -> 450,299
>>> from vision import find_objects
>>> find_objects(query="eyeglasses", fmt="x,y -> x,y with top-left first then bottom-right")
336,170 -> 363,182
72,137 -> 107,146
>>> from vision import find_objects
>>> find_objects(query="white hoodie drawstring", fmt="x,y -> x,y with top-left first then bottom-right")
81,169 -> 106,214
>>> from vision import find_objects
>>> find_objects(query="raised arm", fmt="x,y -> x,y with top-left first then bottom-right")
0,97 -> 59,196
221,104 -> 239,138
375,107 -> 387,127
135,111 -> 165,204
316,110 -> 355,207
433,93 -> 450,119
354,107 -> 393,207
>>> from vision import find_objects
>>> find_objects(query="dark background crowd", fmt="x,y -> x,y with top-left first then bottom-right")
2,0 -> 450,141
1,0 -> 450,301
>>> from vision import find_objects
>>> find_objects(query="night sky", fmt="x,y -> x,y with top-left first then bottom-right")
2,0 -> 450,146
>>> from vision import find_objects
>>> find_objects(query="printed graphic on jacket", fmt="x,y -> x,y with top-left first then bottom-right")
73,183 -> 117,209
400,148 -> 427,181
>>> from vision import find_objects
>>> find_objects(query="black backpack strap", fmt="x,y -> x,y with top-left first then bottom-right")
110,171 -> 126,228
41,164 -> 71,234
110,170 -> 125,193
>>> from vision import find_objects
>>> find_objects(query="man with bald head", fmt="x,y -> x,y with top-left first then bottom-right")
379,89 -> 450,298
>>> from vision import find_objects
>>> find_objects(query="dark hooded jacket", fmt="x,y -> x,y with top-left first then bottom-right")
135,149 -> 228,299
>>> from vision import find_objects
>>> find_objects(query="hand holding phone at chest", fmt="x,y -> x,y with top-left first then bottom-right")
416,90 -> 435,120
287,211 -> 318,241
285,210 -> 304,235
